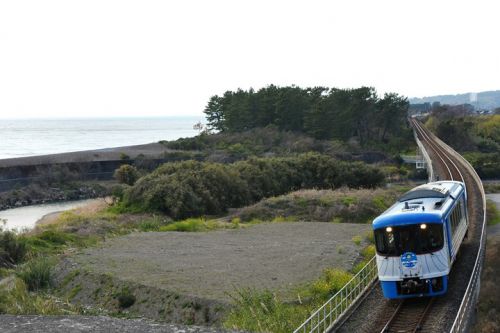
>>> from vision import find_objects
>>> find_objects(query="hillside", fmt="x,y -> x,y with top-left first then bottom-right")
410,90 -> 500,110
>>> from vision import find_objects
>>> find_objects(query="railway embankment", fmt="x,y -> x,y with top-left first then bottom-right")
336,119 -> 486,333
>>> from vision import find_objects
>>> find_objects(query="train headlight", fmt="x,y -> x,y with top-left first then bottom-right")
386,227 -> 392,232
420,224 -> 427,230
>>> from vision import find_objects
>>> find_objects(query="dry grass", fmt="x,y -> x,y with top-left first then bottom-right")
230,186 -> 409,223
0,277 -> 78,315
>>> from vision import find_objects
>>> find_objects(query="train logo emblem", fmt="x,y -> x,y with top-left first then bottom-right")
401,252 -> 417,268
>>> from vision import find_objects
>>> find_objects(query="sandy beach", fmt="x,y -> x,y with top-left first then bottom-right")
35,198 -> 110,227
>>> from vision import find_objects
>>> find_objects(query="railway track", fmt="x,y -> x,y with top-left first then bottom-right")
411,118 -> 464,183
372,119 -> 465,333
380,298 -> 434,333
336,118 -> 485,333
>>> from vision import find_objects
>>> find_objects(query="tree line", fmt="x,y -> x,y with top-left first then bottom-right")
204,85 -> 409,145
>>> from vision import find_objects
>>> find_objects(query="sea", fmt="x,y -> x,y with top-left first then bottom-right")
0,117 -> 202,160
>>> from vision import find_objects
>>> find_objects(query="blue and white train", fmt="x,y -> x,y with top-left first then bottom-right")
372,181 -> 468,299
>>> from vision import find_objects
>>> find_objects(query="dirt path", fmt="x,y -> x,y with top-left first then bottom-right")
70,222 -> 370,303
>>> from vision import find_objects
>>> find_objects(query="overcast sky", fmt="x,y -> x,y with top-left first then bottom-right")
1,0 -> 498,118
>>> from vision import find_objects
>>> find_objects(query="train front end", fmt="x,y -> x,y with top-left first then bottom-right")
373,217 -> 449,299
371,182 -> 466,299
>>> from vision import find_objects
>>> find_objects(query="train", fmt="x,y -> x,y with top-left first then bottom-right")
372,181 -> 468,299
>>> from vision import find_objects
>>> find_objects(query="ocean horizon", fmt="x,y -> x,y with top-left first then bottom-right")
0,116 -> 203,160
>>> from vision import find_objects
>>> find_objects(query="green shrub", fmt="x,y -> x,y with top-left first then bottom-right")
372,195 -> 388,211
138,216 -> 167,232
123,154 -> 385,219
0,230 -> 27,268
119,153 -> 130,160
341,196 -> 357,206
116,288 -> 136,309
231,217 -> 241,228
36,229 -> 75,245
361,244 -> 376,258
114,164 -> 140,186
159,218 -> 206,232
309,269 -> 353,300
18,257 -> 53,291
486,200 -> 500,226
0,277 -> 75,315
352,235 -> 362,246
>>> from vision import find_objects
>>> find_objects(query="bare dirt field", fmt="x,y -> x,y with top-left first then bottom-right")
72,222 -> 369,301
57,222 -> 370,325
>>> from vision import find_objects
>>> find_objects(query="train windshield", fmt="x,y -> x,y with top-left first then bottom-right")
374,223 -> 444,256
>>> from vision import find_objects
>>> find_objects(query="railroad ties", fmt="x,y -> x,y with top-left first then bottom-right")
380,298 -> 434,333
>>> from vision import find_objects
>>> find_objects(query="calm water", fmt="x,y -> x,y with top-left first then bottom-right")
0,199 -> 97,231
0,117 -> 201,159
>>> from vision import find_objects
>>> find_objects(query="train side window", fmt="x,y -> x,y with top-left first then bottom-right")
450,205 -> 459,236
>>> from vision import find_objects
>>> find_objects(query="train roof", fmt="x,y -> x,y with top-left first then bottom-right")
372,181 -> 465,230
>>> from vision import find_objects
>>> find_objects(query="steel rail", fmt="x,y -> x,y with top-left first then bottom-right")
411,119 -> 464,184
379,298 -> 434,333
379,300 -> 403,333
412,118 -> 486,332
411,119 -> 465,184
417,120 -> 487,333
410,118 -> 453,180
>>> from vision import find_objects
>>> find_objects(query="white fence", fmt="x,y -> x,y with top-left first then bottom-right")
293,257 -> 378,333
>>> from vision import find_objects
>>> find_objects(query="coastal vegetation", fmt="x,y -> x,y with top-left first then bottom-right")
0,84 -> 418,328
121,154 -> 385,219
425,112 -> 500,178
486,199 -> 500,226
229,187 -> 407,223
113,164 -> 140,186
203,86 -> 411,151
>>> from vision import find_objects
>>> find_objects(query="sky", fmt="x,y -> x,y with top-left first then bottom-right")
1,0 -> 499,118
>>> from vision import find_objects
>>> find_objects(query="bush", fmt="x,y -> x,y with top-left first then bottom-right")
114,164 -> 140,186
352,235 -> 362,246
158,218 -> 230,232
0,230 -> 27,268
309,269 -> 353,300
123,154 -> 385,219
138,216 -> 168,232
18,257 -> 53,291
486,200 -> 500,226
116,288 -> 136,309
464,152 -> 500,179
